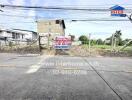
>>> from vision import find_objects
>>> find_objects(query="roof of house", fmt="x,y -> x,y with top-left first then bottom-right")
13,29 -> 38,35
0,28 -> 38,35
110,5 -> 125,10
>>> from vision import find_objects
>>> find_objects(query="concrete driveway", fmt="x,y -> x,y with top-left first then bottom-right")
0,53 -> 132,100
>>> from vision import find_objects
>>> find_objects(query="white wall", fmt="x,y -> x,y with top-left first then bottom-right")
0,31 -> 12,38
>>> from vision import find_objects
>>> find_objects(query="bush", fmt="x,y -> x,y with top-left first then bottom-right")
9,42 -> 13,48
96,39 -> 103,45
79,35 -> 89,44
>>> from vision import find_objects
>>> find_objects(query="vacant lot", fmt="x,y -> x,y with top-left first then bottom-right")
70,45 -> 132,57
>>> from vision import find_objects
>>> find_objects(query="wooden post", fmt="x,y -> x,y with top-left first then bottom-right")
89,33 -> 91,55
47,34 -> 50,50
114,38 -> 116,50
38,36 -> 41,52
111,34 -> 114,51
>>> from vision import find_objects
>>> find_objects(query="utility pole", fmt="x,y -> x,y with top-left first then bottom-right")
88,33 -> 91,55
47,34 -> 50,50
111,34 -> 113,51
114,38 -> 116,50
38,36 -> 41,52
111,34 -> 114,51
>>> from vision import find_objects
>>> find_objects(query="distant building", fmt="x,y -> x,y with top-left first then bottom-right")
37,20 -> 66,38
0,27 -> 37,46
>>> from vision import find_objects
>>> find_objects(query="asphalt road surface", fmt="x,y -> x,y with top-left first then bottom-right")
0,53 -> 132,100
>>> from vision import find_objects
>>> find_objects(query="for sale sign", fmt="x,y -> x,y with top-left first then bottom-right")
54,36 -> 72,49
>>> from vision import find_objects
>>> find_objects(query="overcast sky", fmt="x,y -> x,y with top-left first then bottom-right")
0,0 -> 132,39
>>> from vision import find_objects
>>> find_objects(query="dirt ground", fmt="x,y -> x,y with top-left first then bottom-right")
0,45 -> 40,54
0,45 -> 132,57
69,46 -> 132,57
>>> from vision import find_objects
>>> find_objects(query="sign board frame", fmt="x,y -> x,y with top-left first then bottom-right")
54,36 -> 72,50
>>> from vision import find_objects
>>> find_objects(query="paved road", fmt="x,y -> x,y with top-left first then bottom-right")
0,53 -> 132,100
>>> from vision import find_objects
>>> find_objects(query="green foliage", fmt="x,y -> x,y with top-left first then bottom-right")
91,39 -> 96,46
114,30 -> 123,46
122,39 -> 132,46
116,37 -> 123,46
105,37 -> 112,45
104,30 -> 123,46
79,35 -> 88,41
82,41 -> 89,44
9,42 -> 13,48
79,35 -> 89,44
114,30 -> 122,38
96,39 -> 103,45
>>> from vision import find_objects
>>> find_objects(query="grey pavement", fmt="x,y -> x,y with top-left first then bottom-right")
0,53 -> 132,100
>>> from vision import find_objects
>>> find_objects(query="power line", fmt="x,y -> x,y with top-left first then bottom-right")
0,4 -> 114,11
1,4 -> 132,8
0,14 -> 35,18
71,19 -> 130,21
0,4 -> 131,23
0,4 -> 132,15
0,22 -> 35,24
0,19 -> 130,24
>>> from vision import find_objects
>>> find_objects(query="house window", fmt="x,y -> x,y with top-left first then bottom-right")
12,32 -> 15,39
0,30 -> 2,33
16,33 -> 20,39
22,34 -> 24,39
12,33 -> 20,39
56,20 -> 60,24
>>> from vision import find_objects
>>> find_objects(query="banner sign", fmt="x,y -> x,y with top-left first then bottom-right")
110,5 -> 125,17
54,36 -> 72,49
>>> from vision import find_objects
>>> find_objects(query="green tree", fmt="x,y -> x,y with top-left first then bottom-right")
114,30 -> 122,38
96,39 -> 103,45
105,30 -> 123,46
122,39 -> 132,46
114,30 -> 122,46
105,37 -> 111,45
116,37 -> 123,46
79,35 -> 89,44
91,39 -> 96,46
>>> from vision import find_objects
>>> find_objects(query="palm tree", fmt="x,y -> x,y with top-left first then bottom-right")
114,30 -> 122,38
113,30 -> 122,49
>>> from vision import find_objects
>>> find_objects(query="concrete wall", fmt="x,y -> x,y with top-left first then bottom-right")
37,20 -> 65,37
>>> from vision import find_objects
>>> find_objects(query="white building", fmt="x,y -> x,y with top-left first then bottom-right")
0,27 -> 38,46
